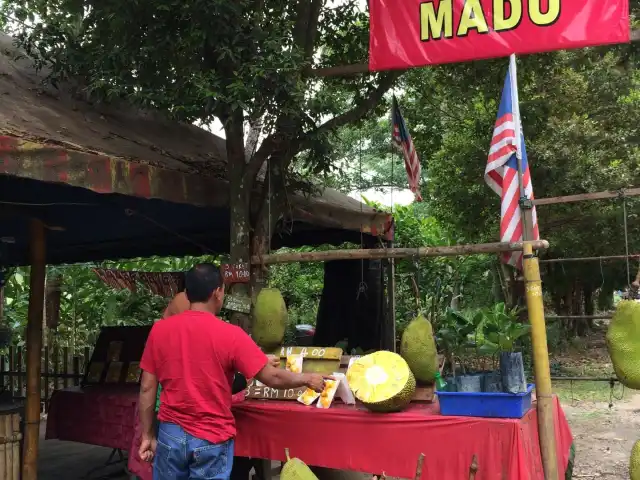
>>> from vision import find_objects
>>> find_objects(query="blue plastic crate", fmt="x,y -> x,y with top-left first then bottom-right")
437,384 -> 534,419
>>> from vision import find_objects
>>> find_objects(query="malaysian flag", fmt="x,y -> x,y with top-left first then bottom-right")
392,96 -> 422,202
485,55 -> 539,268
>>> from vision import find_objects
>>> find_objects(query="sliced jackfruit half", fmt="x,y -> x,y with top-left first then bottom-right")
281,448 -> 319,480
347,350 -> 416,412
606,300 -> 640,389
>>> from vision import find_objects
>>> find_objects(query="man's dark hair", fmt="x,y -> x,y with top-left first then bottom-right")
185,263 -> 223,303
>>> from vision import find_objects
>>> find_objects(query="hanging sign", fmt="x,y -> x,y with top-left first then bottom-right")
368,0 -> 630,71
223,294 -> 252,314
221,262 -> 250,284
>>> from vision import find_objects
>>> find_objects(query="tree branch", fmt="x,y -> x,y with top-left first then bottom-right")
244,132 -> 279,183
298,71 -> 403,150
244,117 -> 263,162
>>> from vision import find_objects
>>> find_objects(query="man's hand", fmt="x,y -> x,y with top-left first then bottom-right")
266,354 -> 280,369
304,373 -> 334,393
139,433 -> 157,463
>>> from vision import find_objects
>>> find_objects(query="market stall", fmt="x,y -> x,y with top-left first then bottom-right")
46,374 -> 574,480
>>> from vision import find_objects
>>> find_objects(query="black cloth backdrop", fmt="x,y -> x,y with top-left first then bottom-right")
314,259 -> 385,352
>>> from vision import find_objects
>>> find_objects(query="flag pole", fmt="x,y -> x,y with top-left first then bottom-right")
511,54 -> 559,480
509,54 -> 534,241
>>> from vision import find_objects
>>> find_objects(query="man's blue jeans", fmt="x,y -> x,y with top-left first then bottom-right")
154,422 -> 234,480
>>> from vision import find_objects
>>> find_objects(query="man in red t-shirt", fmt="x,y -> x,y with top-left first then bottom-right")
138,263 -> 328,480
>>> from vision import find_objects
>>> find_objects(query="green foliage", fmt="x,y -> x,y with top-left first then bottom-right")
436,308 -> 478,366
473,303 -> 529,355
1,255 -> 214,348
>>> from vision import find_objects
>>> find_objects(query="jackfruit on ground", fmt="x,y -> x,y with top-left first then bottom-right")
347,350 -> 416,412
630,439 -> 640,480
281,454 -> 318,480
400,315 -> 438,383
606,300 -> 640,389
252,288 -> 288,350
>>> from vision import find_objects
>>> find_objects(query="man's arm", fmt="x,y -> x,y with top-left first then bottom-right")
232,327 -> 328,392
255,364 -> 325,391
139,371 -> 158,438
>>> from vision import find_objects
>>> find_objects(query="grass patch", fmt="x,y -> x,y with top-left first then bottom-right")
553,380 -> 625,405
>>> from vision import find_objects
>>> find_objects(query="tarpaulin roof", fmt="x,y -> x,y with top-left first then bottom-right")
0,34 -> 392,265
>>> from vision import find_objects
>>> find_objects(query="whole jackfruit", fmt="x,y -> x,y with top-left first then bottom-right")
347,350 -> 416,412
606,300 -> 640,389
400,315 -> 438,383
252,288 -> 288,350
281,449 -> 318,480
630,440 -> 640,480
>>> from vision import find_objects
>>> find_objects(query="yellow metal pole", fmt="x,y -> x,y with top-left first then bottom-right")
523,242 -> 558,480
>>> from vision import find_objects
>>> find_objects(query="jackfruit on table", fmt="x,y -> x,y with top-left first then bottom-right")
347,350 -> 416,412
252,288 -> 288,350
400,314 -> 438,383
630,439 -> 640,480
606,300 -> 640,389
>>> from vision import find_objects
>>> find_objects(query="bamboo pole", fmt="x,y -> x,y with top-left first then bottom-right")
308,30 -> 640,77
22,219 -> 46,480
551,377 -> 617,382
523,243 -> 558,480
547,315 -> 612,321
533,187 -> 640,206
251,240 -> 549,265
540,254 -> 640,264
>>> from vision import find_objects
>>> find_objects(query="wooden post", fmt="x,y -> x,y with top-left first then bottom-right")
22,219 -> 46,480
386,241 -> 396,352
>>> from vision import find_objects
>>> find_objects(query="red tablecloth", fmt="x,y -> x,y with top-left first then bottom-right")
46,386 -> 138,450
233,398 -> 572,480
47,388 -> 573,480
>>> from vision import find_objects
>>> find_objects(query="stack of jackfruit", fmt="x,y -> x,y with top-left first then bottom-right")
344,313 -> 438,413
606,301 -> 640,479
631,440 -> 640,480
253,288 -> 288,349
606,300 -> 640,390
400,314 -> 439,383
281,449 -> 319,480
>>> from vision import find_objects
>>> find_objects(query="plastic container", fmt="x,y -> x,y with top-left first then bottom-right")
481,371 -> 502,393
437,384 -> 534,419
455,374 -> 482,392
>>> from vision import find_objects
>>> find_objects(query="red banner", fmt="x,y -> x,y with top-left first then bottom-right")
369,0 -> 630,71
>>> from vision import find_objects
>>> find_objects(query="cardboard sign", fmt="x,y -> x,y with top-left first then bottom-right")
246,380 -> 306,400
221,263 -> 250,284
369,0 -> 630,71
274,346 -> 342,360
223,294 -> 252,314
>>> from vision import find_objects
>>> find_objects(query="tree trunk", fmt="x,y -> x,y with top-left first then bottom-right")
227,119 -> 252,333
581,285 -> 594,334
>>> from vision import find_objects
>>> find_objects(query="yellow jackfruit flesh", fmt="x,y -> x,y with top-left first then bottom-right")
281,456 -> 318,480
606,301 -> 640,389
400,315 -> 438,383
252,288 -> 288,350
630,440 -> 640,480
347,350 -> 416,412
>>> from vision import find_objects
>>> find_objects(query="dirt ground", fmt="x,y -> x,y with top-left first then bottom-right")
550,329 -> 638,479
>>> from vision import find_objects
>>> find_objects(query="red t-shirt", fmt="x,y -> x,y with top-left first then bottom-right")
140,310 -> 268,444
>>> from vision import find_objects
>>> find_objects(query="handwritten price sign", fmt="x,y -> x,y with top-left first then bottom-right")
221,263 -> 250,284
